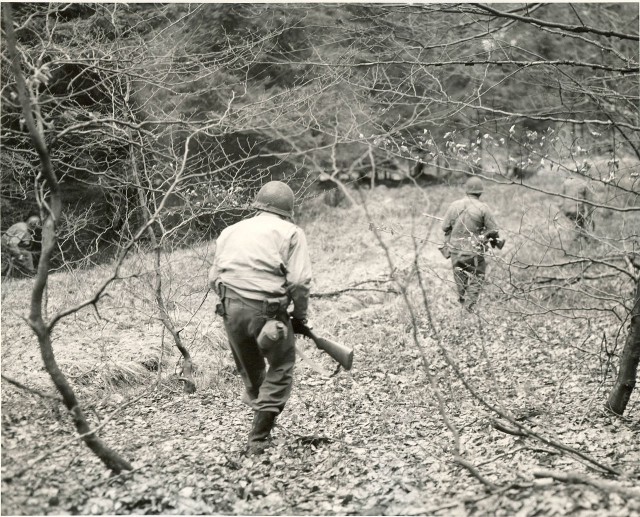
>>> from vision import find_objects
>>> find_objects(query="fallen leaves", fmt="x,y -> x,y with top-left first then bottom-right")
2,186 -> 639,515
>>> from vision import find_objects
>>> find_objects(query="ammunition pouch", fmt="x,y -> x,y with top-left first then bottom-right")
263,298 -> 286,319
215,283 -> 228,317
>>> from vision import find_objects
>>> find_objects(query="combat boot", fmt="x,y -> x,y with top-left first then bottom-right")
246,410 -> 277,456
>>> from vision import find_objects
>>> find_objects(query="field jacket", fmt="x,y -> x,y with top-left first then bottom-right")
1,222 -> 32,250
441,195 -> 499,257
208,212 -> 312,320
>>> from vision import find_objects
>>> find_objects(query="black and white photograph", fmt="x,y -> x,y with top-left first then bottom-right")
1,2 -> 639,515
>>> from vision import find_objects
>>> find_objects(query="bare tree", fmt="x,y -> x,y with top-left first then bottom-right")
606,262 -> 640,414
2,3 -> 132,473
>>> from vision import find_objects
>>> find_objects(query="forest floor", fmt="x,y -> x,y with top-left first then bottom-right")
1,184 -> 639,516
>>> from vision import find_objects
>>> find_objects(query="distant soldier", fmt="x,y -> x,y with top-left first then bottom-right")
441,178 -> 502,311
560,173 -> 595,232
1,215 -> 40,275
209,181 -> 312,456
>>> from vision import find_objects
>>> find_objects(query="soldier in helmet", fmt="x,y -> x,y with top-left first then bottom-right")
1,215 -> 40,275
209,181 -> 312,455
441,177 -> 502,311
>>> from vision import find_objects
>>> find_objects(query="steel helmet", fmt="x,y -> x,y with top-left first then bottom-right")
252,181 -> 295,219
464,177 -> 484,195
27,215 -> 41,228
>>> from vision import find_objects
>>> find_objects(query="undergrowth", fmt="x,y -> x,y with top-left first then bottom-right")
1,179 -> 638,516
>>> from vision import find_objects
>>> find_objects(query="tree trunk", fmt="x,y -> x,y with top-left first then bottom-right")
35,324 -> 133,472
606,276 -> 640,415
3,3 -> 132,474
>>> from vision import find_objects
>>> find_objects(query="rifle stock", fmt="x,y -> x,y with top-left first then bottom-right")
291,320 -> 353,370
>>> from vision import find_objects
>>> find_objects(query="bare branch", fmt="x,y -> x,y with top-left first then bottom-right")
1,374 -> 62,401
472,3 -> 639,41
533,469 -> 640,498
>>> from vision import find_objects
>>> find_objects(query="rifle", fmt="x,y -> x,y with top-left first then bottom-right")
291,318 -> 353,371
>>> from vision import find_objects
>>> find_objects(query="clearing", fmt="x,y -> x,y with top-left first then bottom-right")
2,184 -> 639,516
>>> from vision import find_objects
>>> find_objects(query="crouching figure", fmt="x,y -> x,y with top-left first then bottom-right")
1,216 -> 40,277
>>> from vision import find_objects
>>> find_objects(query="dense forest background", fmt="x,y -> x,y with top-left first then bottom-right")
2,3 -> 638,264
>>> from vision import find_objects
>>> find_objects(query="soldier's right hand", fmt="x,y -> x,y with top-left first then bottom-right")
289,315 -> 310,334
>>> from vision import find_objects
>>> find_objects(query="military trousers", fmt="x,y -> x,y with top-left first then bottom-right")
219,293 -> 295,414
451,253 -> 487,309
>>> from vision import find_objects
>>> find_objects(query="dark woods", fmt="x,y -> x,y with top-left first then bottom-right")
2,3 -> 637,267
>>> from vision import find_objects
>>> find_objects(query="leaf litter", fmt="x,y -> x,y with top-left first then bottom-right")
2,186 -> 639,515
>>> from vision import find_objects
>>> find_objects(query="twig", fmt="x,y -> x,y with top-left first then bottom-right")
176,288 -> 210,334
425,481 -> 530,514
476,446 -> 557,467
443,349 -> 621,475
86,465 -> 146,490
472,3 -> 639,41
533,469 -> 640,499
455,456 -> 499,491
426,501 -> 461,514
491,418 -> 527,437
311,287 -> 399,298
1,374 -> 62,401
534,273 -> 618,284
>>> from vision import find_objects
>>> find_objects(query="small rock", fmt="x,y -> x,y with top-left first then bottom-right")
261,492 -> 283,507
179,486 -> 194,498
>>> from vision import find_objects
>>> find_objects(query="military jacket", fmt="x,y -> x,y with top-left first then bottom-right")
442,195 -> 498,256
209,212 -> 312,320
2,222 -> 32,248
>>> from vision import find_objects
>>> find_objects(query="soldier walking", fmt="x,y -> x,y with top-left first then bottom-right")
441,178 -> 502,311
209,181 -> 312,455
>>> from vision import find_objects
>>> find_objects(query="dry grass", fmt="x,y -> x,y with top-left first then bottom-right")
2,177 -> 639,516
1,175 -> 636,397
